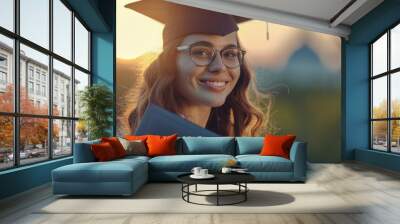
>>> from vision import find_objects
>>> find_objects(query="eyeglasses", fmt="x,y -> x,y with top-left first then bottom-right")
176,43 -> 246,69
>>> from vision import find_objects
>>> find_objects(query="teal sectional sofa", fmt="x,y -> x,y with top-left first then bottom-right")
52,137 -> 307,196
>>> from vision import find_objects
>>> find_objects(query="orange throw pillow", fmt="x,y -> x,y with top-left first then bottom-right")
260,135 -> 296,159
124,135 -> 148,141
91,142 -> 117,161
101,137 -> 127,158
146,134 -> 177,157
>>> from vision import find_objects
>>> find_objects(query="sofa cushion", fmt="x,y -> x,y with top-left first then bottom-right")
181,137 -> 235,155
148,154 -> 235,172
236,155 -> 293,172
235,137 -> 264,155
115,155 -> 150,163
52,158 -> 147,183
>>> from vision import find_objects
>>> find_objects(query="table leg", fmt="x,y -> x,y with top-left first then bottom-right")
245,183 -> 247,201
187,184 -> 190,202
181,184 -> 183,199
217,184 -> 219,206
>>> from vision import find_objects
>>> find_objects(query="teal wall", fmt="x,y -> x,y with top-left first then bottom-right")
343,0 -> 400,171
0,158 -> 72,199
0,0 -> 115,200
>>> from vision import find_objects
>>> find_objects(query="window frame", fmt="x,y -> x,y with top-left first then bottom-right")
0,0 -> 92,171
370,20 -> 400,154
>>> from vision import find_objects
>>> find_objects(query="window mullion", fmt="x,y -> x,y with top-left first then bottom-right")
370,45 -> 373,149
13,0 -> 20,167
48,0 -> 53,160
71,11 -> 76,155
388,30 -> 391,152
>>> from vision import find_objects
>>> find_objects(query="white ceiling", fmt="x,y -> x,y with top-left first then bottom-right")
228,0 -> 353,22
167,0 -> 384,38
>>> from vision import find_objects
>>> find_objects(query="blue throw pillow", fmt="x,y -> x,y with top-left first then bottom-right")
235,137 -> 264,155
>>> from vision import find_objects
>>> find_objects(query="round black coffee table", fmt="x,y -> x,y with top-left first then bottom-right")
177,173 -> 255,206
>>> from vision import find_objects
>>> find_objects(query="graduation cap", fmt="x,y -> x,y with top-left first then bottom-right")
125,0 -> 249,47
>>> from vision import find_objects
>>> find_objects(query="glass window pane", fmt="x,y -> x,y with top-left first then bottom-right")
372,33 -> 387,76
391,24 -> 400,70
53,59 -> 72,117
74,17 -> 89,70
391,120 -> 400,153
0,116 -> 13,170
372,77 -> 387,119
75,120 -> 88,143
0,34 -> 14,112
0,0 -> 14,31
74,69 -> 89,118
20,117 -> 49,165
53,119 -> 72,158
20,0 -> 49,49
20,44 -> 49,115
53,0 -> 72,60
391,72 -> 400,118
372,121 -> 388,151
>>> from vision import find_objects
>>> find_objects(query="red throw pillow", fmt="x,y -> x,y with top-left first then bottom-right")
101,137 -> 127,158
260,134 -> 296,159
91,142 -> 117,161
146,134 -> 177,157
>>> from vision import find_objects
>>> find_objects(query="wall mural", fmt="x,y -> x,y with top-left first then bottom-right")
116,0 -> 341,162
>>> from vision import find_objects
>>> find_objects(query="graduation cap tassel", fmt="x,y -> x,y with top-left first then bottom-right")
266,22 -> 270,41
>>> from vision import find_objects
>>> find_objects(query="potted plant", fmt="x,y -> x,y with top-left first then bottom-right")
79,84 -> 113,140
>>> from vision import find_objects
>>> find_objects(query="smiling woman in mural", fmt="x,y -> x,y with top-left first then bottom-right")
125,0 -> 263,136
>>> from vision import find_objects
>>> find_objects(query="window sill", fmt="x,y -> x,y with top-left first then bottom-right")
0,156 -> 72,175
355,148 -> 400,172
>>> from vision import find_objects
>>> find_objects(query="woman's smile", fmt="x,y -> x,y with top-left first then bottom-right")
198,78 -> 230,92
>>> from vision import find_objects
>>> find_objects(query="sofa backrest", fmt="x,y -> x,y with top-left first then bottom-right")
73,139 -> 100,163
235,137 -> 264,155
180,137 -> 235,155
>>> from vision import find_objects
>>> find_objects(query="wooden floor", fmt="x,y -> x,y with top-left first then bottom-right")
1,162 -> 400,224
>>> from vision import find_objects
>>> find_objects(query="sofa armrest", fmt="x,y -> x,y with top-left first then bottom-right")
289,141 -> 307,181
73,141 -> 99,163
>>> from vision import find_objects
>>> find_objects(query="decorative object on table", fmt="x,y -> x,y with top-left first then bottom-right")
221,167 -> 232,173
190,167 -> 214,179
221,159 -> 240,173
222,167 -> 249,174
79,84 -> 113,140
191,167 -> 202,176
231,168 -> 249,173
189,173 -> 215,179
225,159 -> 238,168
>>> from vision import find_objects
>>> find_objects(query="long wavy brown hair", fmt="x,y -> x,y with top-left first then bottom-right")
129,35 -> 264,136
